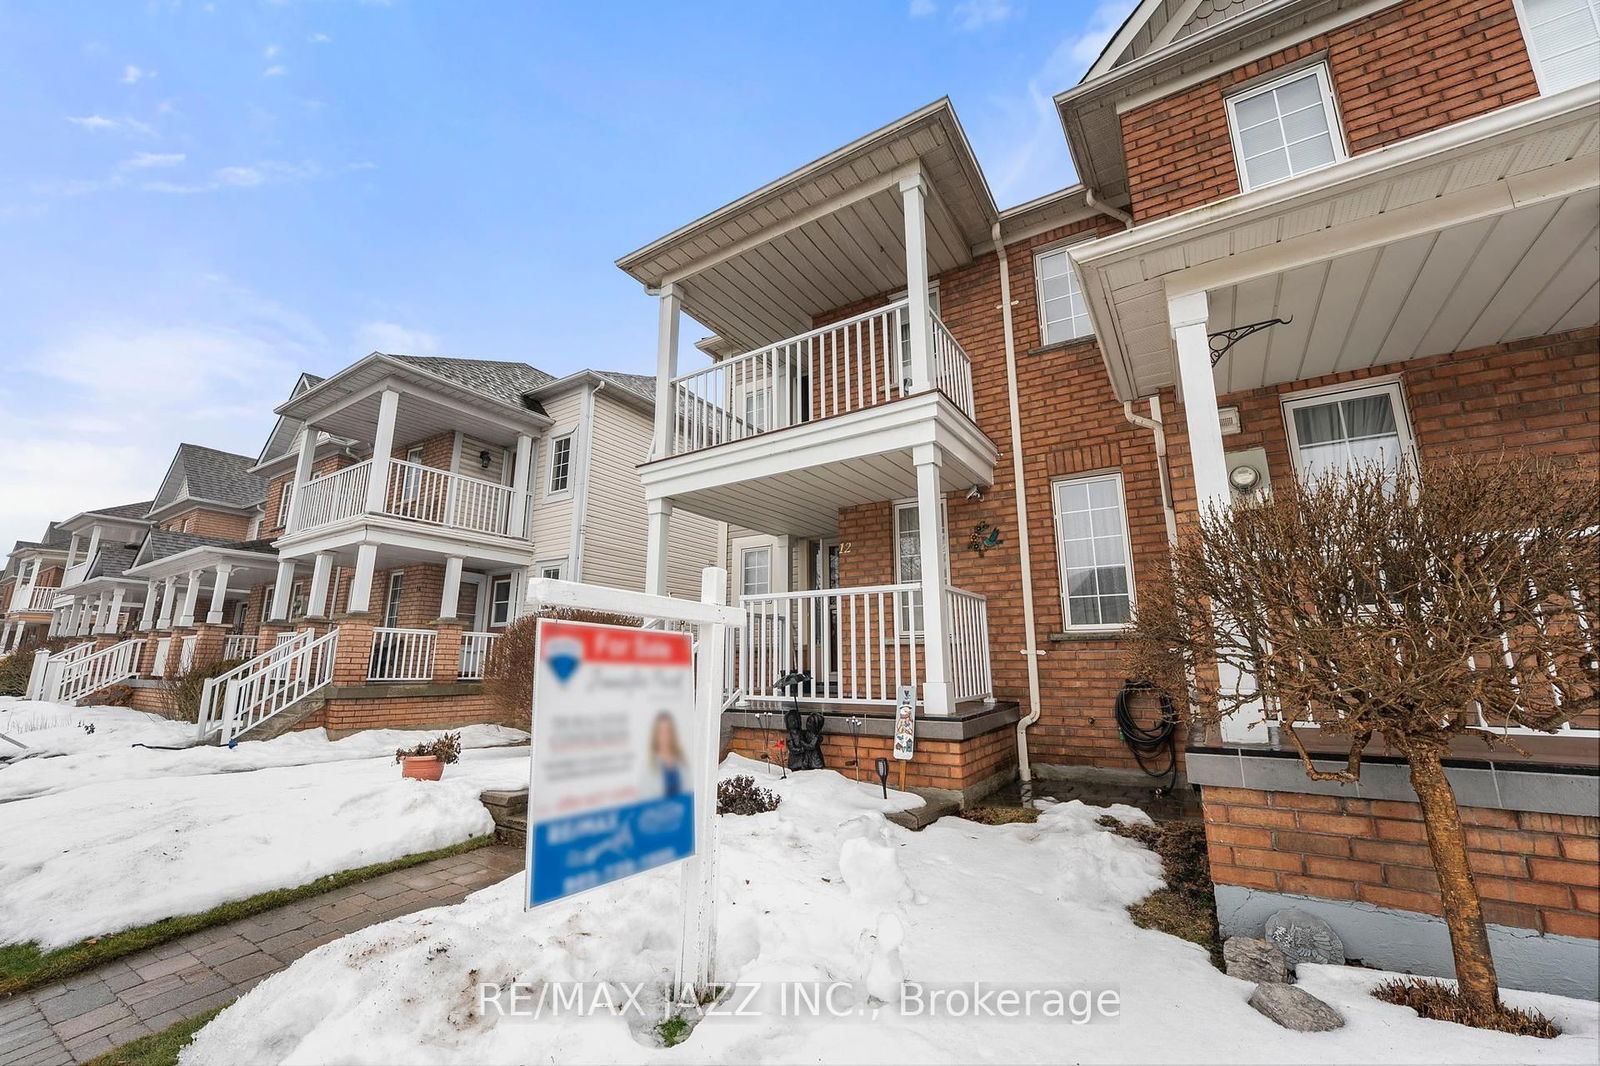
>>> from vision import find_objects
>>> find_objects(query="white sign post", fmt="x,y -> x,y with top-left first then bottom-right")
523,569 -> 743,1004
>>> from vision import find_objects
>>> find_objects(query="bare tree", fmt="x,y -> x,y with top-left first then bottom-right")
1127,455 -> 1598,1014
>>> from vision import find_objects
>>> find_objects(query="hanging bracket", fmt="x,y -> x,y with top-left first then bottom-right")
1208,317 -> 1292,366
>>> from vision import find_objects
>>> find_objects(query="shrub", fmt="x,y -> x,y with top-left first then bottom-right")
0,637 -> 86,697
161,657 -> 246,723
395,732 -> 463,765
482,608 -> 644,721
1099,815 -> 1219,961
716,775 -> 781,815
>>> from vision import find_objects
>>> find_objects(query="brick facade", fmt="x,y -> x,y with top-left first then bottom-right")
726,723 -> 1015,797
158,507 -> 253,540
1120,0 -> 1540,222
1204,785 -> 1600,940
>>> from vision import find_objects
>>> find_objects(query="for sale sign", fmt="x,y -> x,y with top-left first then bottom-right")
526,619 -> 697,908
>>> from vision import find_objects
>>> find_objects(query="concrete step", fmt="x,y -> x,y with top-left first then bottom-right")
236,692 -> 329,742
481,789 -> 529,849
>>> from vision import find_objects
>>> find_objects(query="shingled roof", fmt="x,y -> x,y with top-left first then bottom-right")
593,371 -> 657,404
386,355 -> 555,410
10,521 -> 72,554
154,444 -> 266,512
86,501 -> 156,521
86,544 -> 139,580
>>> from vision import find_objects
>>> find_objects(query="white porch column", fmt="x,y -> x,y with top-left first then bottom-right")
1,623 -> 13,652
177,570 -> 203,628
78,596 -> 98,636
900,171 -> 934,393
157,576 -> 178,628
92,593 -> 111,633
364,389 -> 401,515
439,556 -> 464,620
83,527 -> 102,567
1170,289 -> 1266,744
346,544 -> 379,614
912,444 -> 952,715
139,580 -> 158,630
286,427 -> 318,533
1170,290 -> 1230,511
644,496 -> 673,596
269,559 -> 297,621
307,552 -> 334,618
46,609 -> 59,638
651,284 -> 681,459
65,534 -> 80,569
508,433 -> 533,539
206,564 -> 233,625
101,586 -> 126,634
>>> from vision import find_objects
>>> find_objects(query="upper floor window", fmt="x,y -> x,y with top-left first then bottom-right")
1226,65 -> 1346,192
1035,245 -> 1093,345
277,481 -> 293,529
1282,380 -> 1416,483
1052,473 -> 1135,629
538,560 -> 567,581
1515,0 -> 1600,94
548,432 -> 574,496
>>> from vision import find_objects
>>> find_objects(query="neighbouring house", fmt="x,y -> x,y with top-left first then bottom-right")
0,522 -> 74,653
31,356 -> 721,737
619,0 -> 1598,996
42,501 -> 156,642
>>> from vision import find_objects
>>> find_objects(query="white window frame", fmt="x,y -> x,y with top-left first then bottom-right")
1225,63 -> 1347,193
1034,240 -> 1096,346
1512,0 -> 1600,95
277,481 -> 293,529
1281,377 -> 1418,482
382,572 -> 403,629
1051,471 -> 1137,632
738,545 -> 773,598
890,284 -> 940,393
546,430 -> 575,499
892,498 -> 949,636
536,559 -> 568,581
400,445 -> 424,503
289,581 -> 306,620
488,575 -> 514,628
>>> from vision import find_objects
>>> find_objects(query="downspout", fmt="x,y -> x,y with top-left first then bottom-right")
1122,397 -> 1179,548
992,222 -> 1044,806
568,377 -> 604,581
1085,186 -> 1134,229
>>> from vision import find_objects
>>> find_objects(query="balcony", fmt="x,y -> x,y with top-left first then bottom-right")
667,299 -> 975,455
291,458 -> 532,542
8,585 -> 61,613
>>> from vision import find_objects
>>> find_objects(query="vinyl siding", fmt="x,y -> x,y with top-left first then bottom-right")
581,389 -> 719,598
528,389 -> 584,563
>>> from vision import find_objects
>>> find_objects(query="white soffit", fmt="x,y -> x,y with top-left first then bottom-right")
1071,86 -> 1600,398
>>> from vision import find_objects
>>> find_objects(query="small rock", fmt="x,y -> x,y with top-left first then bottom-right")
1264,907 -> 1345,965
1248,983 -> 1345,1032
1223,936 -> 1292,984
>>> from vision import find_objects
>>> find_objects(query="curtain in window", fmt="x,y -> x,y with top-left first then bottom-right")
1292,392 -> 1401,479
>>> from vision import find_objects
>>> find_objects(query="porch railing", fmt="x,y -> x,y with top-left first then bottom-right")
41,638 -> 145,704
199,629 -> 339,745
368,627 -> 436,682
223,634 -> 259,659
667,299 -> 976,455
290,458 -> 532,540
62,559 -> 92,588
459,631 -> 499,681
8,585 -> 60,612
945,586 -> 994,703
24,640 -> 94,699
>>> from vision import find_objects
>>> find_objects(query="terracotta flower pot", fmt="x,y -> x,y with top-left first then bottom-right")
401,755 -> 443,781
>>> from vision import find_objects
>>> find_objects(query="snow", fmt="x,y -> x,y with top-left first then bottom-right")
181,755 -> 1598,1065
0,698 -> 528,803
0,702 -> 530,950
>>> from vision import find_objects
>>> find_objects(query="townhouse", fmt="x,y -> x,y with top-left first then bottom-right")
0,522 -> 73,653
25,353 -> 719,740
620,0 -> 1598,995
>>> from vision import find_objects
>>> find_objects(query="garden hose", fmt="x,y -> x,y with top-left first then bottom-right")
1115,679 -> 1179,790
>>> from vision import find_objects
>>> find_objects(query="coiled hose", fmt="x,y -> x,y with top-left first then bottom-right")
1115,679 -> 1179,790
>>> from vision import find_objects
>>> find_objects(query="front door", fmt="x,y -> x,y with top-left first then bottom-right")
811,539 -> 842,697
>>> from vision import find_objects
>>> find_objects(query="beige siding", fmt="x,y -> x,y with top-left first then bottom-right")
581,389 -> 719,598
456,434 -> 510,484
528,390 -> 585,564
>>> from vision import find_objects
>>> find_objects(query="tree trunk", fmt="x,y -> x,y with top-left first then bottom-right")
1404,744 -> 1499,1012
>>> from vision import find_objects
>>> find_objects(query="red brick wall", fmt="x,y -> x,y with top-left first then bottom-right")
1204,785 -> 1599,939
262,453 -> 357,540
1120,0 -> 1539,222
726,724 -> 1015,795
159,507 -> 253,540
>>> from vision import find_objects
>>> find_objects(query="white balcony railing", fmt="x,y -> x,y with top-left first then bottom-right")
458,631 -> 499,681
368,627 -> 436,682
735,583 -> 992,708
667,299 -> 976,455
8,585 -> 60,613
223,634 -> 260,659
290,458 -> 532,540
62,559 -> 92,588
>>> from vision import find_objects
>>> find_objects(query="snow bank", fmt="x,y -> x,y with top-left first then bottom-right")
0,697 -> 527,803
0,746 -> 529,950
181,756 -> 1598,1065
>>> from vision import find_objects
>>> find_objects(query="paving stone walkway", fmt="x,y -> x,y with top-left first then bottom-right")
0,844 -> 524,1065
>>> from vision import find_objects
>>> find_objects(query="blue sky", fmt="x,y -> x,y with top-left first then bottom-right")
0,0 -> 1129,552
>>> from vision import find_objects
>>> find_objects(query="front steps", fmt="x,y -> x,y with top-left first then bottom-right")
479,789 -> 528,848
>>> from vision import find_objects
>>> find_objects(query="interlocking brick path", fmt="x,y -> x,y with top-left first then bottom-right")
0,845 -> 523,1065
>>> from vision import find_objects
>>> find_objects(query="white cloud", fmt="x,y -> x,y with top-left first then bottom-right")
973,0 -> 1131,205
121,64 -> 154,84
143,160 -> 322,193
952,0 -> 1013,29
264,64 -> 287,77
309,32 -> 331,43
66,114 -> 154,136
355,321 -> 440,356
264,43 -> 281,59
120,151 -> 185,170
909,0 -> 937,16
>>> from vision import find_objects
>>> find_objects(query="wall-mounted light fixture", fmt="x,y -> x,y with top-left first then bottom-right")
478,449 -> 493,469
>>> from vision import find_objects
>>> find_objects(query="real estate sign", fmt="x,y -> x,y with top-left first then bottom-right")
526,619 -> 697,908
